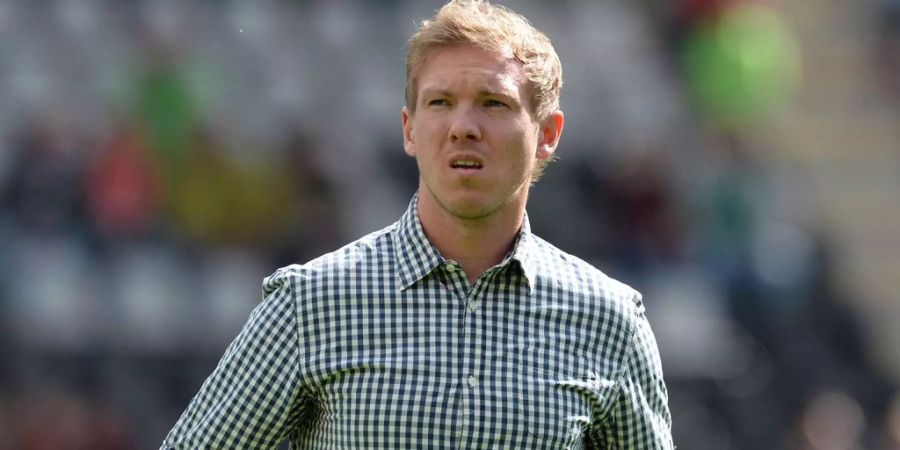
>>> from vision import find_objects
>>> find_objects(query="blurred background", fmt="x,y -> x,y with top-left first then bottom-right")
1,0 -> 899,448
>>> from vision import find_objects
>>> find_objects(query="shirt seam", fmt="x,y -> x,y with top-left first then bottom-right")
289,274 -> 316,401
596,295 -> 640,435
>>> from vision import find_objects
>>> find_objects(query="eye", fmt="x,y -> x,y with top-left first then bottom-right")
427,98 -> 450,107
484,99 -> 509,108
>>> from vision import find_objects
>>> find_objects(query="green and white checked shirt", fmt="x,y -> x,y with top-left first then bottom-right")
161,194 -> 673,449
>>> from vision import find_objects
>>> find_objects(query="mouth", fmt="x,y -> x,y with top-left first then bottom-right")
449,158 -> 484,173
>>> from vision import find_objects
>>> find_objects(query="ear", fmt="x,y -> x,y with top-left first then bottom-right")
402,106 -> 416,158
536,110 -> 564,162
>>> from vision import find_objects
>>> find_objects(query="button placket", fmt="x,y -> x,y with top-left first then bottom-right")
443,260 -> 471,298
448,257 -> 478,444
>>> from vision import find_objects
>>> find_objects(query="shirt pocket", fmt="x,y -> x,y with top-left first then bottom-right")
516,348 -> 610,448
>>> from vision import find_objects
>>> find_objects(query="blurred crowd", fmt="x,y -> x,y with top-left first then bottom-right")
0,0 -> 898,448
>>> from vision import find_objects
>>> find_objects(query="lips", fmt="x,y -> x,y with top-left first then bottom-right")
448,155 -> 484,170
451,159 -> 483,169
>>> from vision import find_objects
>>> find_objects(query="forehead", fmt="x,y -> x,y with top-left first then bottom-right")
417,44 -> 526,95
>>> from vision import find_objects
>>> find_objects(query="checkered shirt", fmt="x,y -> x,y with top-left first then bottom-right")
161,193 -> 673,449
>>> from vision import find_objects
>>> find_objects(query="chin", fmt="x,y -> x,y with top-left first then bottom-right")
442,193 -> 509,220
448,206 -> 495,220
423,179 -> 519,221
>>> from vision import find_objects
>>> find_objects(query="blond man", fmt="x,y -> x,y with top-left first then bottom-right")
162,1 -> 672,448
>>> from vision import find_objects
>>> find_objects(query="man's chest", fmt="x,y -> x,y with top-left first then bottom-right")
291,278 -> 621,449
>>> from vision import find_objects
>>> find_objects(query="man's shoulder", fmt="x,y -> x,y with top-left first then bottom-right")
527,234 -> 644,316
262,223 -> 398,297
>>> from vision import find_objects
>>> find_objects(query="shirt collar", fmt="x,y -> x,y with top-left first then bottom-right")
394,192 -> 539,291
394,192 -> 445,290
508,216 -> 539,291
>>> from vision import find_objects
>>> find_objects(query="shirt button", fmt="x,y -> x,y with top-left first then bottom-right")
467,375 -> 478,388
467,300 -> 477,312
445,262 -> 457,273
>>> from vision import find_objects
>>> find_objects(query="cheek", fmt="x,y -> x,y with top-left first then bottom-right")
417,122 -> 445,150
503,124 -> 537,160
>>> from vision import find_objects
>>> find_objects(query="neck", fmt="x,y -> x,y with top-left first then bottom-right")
417,188 -> 527,284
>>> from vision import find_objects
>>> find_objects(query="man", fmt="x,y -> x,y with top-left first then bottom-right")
161,1 -> 673,448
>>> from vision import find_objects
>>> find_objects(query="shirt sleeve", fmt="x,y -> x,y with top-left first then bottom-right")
160,271 -> 307,449
593,294 -> 674,449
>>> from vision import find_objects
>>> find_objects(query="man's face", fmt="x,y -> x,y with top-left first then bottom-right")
402,44 -> 563,221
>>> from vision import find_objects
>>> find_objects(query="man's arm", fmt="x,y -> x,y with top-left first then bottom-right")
160,272 -> 306,449
592,296 -> 674,449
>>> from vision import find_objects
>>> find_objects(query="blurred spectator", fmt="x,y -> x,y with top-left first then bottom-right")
1,115 -> 87,235
694,130 -> 771,335
575,149 -> 687,278
790,390 -> 867,450
15,386 -> 136,450
134,34 -> 197,172
680,1 -> 801,127
167,127 -> 295,246
84,122 -> 164,241
272,129 -> 343,265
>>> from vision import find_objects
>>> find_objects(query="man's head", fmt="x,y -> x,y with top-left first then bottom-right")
405,0 -> 563,180
401,1 -> 564,224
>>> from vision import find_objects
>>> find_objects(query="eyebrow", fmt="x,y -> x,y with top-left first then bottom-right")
420,88 -> 517,100
420,88 -> 454,98
479,90 -> 516,100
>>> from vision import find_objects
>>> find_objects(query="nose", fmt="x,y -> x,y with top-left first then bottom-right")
448,107 -> 481,143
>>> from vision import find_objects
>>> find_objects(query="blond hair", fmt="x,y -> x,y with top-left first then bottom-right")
405,0 -> 563,123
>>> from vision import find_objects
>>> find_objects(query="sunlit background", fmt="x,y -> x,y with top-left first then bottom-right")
1,0 -> 900,448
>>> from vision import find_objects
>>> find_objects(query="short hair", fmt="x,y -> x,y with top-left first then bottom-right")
405,0 -> 563,123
